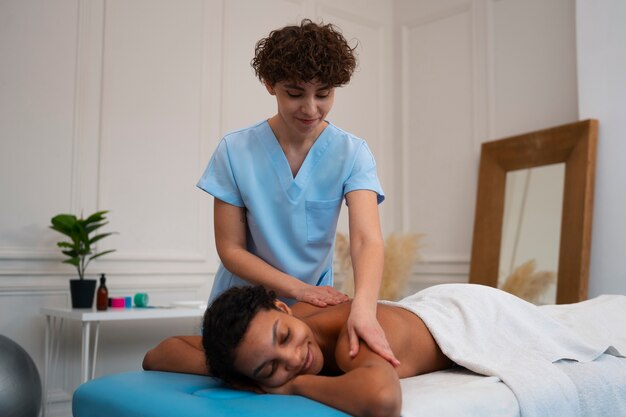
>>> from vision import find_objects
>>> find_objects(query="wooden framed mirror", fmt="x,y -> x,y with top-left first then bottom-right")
469,119 -> 598,304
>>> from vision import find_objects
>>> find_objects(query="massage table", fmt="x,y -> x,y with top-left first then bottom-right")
72,367 -> 521,417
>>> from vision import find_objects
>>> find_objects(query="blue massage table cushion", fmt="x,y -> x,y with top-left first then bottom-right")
73,371 -> 348,416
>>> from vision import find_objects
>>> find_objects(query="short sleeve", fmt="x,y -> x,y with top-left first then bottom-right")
196,139 -> 245,207
343,142 -> 385,204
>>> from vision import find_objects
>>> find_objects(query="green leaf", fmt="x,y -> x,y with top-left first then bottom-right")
63,258 -> 80,267
84,211 -> 109,225
85,221 -> 108,234
50,214 -> 79,237
76,224 -> 90,249
49,225 -> 71,238
76,245 -> 92,256
59,223 -> 80,246
89,232 -> 114,245
51,214 -> 78,230
56,241 -> 76,249
61,249 -> 79,258
89,249 -> 116,261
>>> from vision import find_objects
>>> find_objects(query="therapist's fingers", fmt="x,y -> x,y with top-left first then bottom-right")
347,307 -> 401,366
359,326 -> 401,366
296,285 -> 348,307
317,286 -> 349,305
347,324 -> 360,358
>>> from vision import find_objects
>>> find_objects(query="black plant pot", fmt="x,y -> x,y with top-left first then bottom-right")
69,279 -> 97,308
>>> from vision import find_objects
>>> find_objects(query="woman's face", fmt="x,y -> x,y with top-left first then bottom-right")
266,80 -> 335,139
233,304 -> 324,388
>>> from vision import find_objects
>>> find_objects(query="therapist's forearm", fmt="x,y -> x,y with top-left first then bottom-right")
218,247 -> 305,299
350,236 -> 384,305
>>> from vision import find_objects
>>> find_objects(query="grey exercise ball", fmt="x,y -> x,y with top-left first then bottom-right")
0,335 -> 42,417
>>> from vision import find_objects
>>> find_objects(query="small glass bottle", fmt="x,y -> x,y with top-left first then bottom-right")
96,273 -> 109,311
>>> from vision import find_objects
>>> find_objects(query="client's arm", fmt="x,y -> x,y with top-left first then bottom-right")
264,334 -> 401,417
142,336 -> 207,375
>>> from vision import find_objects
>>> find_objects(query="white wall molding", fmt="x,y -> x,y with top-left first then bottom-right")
471,0 -> 490,152
73,0 -> 105,215
485,0 -> 498,140
0,273 -> 209,292
400,2 -> 472,29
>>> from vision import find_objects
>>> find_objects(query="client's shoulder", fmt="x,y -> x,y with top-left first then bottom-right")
291,300 -> 353,319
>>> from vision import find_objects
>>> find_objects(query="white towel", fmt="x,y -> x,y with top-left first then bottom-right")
539,294 -> 626,355
381,284 -> 626,417
556,354 -> 626,417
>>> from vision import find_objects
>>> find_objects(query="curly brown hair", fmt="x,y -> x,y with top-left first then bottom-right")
251,19 -> 357,87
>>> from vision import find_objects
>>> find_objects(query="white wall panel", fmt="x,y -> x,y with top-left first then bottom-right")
401,6 -> 476,262
0,0 -> 78,257
98,0 -> 211,266
489,0 -> 578,138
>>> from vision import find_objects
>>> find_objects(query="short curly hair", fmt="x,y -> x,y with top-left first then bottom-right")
251,19 -> 357,87
202,286 -> 279,385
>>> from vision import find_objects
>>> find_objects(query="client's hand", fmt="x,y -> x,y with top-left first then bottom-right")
347,300 -> 400,367
294,284 -> 349,307
259,377 -> 298,396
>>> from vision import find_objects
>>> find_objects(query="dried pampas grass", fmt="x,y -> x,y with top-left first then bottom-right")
501,259 -> 556,304
334,232 -> 352,283
380,233 -> 423,300
335,232 -> 423,301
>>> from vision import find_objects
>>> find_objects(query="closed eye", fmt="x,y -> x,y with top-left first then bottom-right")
266,360 -> 277,379
255,359 -> 276,380
282,329 -> 291,344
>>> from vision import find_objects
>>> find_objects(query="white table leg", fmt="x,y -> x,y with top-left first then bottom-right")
91,321 -> 100,379
81,322 -> 91,383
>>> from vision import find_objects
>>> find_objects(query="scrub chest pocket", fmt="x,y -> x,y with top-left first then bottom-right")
305,198 -> 343,243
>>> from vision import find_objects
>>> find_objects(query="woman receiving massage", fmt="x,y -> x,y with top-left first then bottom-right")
144,282 -> 625,417
144,285 -> 454,417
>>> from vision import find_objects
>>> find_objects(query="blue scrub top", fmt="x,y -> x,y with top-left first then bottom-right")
197,120 -> 384,304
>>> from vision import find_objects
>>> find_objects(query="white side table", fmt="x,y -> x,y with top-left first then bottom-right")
40,306 -> 204,409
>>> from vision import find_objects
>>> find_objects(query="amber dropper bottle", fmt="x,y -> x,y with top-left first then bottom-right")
97,273 -> 109,311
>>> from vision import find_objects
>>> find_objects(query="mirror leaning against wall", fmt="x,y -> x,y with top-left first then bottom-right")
499,164 -> 565,304
469,119 -> 598,304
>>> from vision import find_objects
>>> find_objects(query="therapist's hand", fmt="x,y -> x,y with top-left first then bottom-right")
347,300 -> 400,367
294,284 -> 349,307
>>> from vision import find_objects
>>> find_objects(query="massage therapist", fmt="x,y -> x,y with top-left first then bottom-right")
196,19 -> 399,366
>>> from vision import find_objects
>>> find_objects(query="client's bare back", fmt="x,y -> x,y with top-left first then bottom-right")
292,300 -> 453,378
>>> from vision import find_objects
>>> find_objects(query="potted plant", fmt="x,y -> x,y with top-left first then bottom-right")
49,210 -> 117,308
